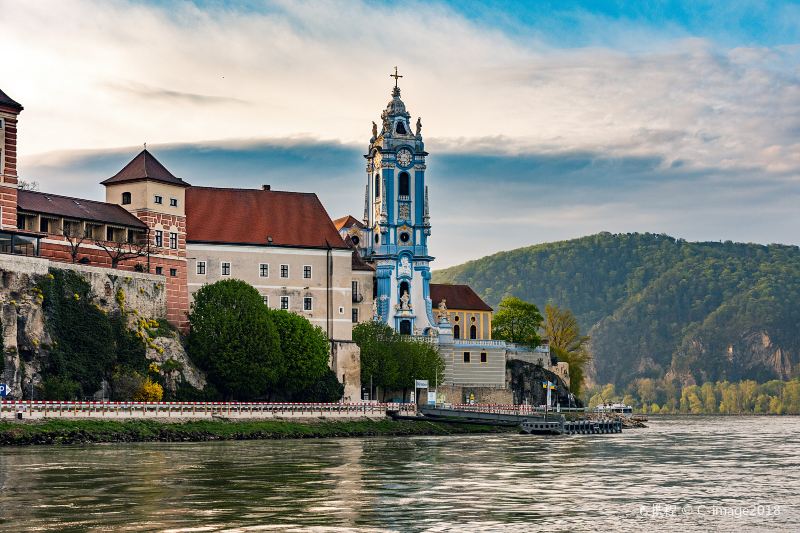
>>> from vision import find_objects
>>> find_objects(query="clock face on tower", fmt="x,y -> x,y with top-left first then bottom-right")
396,148 -> 413,168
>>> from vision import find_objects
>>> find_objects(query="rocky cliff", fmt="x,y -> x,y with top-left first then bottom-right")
0,255 -> 204,399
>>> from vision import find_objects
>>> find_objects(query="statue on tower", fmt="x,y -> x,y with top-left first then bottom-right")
416,117 -> 422,136
371,121 -> 378,139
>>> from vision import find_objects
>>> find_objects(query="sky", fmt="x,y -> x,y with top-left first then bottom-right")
1,0 -> 799,268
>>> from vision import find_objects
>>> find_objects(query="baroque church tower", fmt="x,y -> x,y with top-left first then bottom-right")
362,69 -> 435,335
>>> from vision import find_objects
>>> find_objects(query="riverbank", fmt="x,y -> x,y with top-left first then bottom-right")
0,418 -> 515,445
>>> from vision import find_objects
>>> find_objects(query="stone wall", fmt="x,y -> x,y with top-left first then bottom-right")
330,340 -> 361,402
435,384 -> 513,405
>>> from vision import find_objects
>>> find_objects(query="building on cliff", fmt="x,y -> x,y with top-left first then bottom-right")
0,87 -> 362,400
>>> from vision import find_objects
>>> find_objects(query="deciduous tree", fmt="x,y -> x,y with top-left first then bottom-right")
491,296 -> 543,348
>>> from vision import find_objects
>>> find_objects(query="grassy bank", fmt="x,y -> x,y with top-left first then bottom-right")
0,418 -> 515,446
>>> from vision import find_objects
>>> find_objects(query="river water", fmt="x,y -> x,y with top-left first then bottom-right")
0,416 -> 797,532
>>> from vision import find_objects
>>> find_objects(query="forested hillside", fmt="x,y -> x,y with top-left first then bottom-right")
433,233 -> 800,388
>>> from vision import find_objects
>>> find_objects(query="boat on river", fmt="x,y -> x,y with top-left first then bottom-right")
593,402 -> 633,417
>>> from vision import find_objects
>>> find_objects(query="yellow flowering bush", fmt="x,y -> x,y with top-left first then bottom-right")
133,378 -> 163,402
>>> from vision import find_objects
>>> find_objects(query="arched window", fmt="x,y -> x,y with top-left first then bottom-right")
453,324 -> 460,339
399,172 -> 410,196
121,192 -> 131,205
400,320 -> 411,335
470,325 -> 477,339
395,121 -> 407,134
374,174 -> 380,198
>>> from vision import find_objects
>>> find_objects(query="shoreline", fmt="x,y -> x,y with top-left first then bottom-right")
0,418 -> 515,446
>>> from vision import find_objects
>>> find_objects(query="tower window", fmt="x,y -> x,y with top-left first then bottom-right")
169,268 -> 177,277
121,192 -> 131,205
399,172 -> 410,196
399,232 -> 410,243
374,174 -> 380,198
375,234 -> 380,245
351,235 -> 360,246
395,121 -> 407,134
400,320 -> 411,335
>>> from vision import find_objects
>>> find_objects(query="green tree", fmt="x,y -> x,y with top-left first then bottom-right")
354,322 -> 400,399
269,309 -> 331,399
187,280 -> 283,400
543,303 -> 592,397
353,321 -> 444,401
491,296 -> 543,348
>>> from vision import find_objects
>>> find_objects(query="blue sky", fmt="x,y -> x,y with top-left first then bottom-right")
2,0 -> 799,267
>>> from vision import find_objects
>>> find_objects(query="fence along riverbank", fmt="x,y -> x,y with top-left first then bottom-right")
0,400 -> 415,420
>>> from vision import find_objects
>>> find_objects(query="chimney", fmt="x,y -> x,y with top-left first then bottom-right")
262,184 -> 271,191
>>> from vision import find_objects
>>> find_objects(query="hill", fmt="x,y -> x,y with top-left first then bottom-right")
433,233 -> 800,388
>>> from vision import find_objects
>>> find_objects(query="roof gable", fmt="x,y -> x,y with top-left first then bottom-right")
333,215 -> 365,231
186,187 -> 349,250
430,283 -> 493,312
101,149 -> 190,187
0,88 -> 23,112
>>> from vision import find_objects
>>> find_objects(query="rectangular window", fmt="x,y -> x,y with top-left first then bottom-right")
154,195 -> 163,204
463,352 -> 471,363
262,295 -> 269,306
280,296 -> 289,310
259,263 -> 269,277
155,266 -> 163,275
154,230 -> 163,247
303,296 -> 313,311
352,308 -> 359,323
169,232 -> 178,249
221,262 -> 231,276
39,218 -> 49,233
196,260 -> 206,275
303,265 -> 312,279
480,352 -> 488,363
169,268 -> 177,277
169,198 -> 178,207
280,264 -> 289,278
106,226 -> 114,241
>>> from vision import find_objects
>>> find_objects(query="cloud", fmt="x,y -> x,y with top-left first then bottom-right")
106,81 -> 249,106
2,0 -> 800,266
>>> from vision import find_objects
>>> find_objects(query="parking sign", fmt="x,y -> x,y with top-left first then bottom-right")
0,384 -> 7,398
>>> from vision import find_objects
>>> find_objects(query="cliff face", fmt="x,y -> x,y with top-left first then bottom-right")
0,256 -> 203,399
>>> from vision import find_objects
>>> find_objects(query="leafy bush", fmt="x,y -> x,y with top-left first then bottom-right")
133,378 -> 163,401
269,309 -> 330,399
187,280 -> 283,400
293,368 -> 344,402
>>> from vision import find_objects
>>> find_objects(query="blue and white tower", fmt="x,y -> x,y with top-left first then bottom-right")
363,69 -> 435,335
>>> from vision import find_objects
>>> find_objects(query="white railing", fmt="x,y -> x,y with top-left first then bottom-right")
453,339 -> 506,347
0,400 -> 416,420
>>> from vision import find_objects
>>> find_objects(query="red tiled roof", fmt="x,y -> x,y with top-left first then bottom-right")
186,186 -> 349,249
101,149 -> 190,187
430,283 -> 492,312
17,190 -> 147,229
0,88 -> 23,111
333,215 -> 365,231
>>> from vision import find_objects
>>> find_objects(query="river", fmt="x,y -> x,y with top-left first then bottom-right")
0,416 -> 797,532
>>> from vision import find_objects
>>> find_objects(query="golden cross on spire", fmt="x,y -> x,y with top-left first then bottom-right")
390,66 -> 403,88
